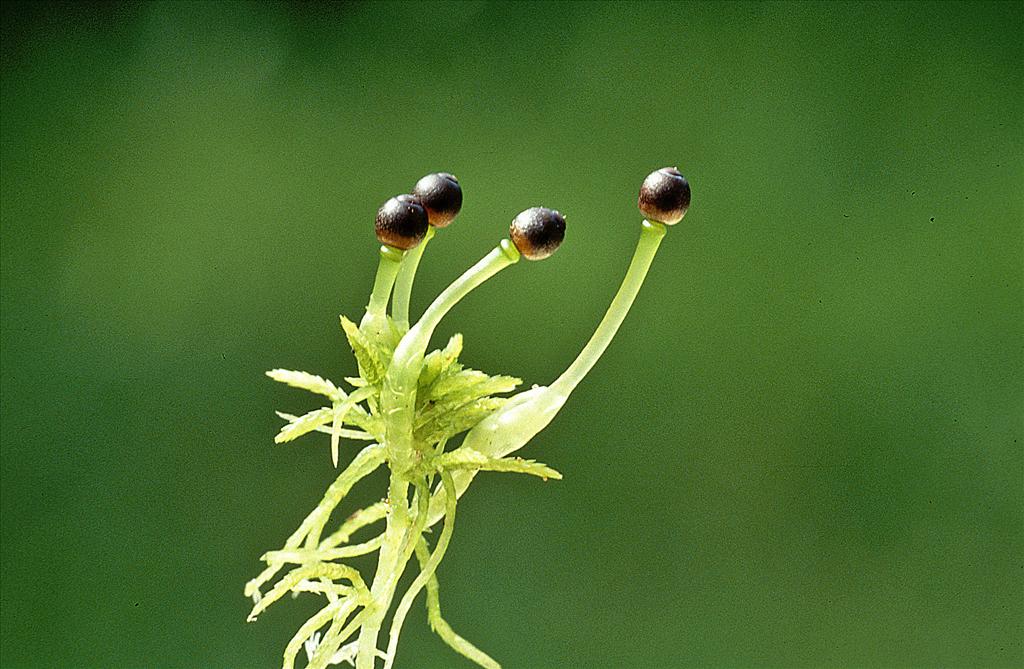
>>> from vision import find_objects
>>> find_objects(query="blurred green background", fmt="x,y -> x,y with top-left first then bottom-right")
2,1 -> 1021,667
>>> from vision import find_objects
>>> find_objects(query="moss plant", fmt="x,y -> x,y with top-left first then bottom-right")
247,168 -> 692,668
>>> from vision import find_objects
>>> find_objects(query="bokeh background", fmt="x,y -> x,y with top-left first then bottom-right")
2,1 -> 1021,667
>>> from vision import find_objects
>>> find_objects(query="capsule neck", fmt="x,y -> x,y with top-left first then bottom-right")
499,238 -> 521,262
361,245 -> 406,332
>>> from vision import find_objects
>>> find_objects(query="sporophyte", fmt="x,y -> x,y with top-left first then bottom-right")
246,167 -> 693,669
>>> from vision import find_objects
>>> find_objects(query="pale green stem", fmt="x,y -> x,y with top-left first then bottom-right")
415,538 -> 501,669
244,444 -> 385,599
263,535 -> 383,564
383,471 -> 457,669
359,245 -> 405,339
383,239 -> 520,472
424,220 -> 668,528
312,607 -> 372,669
353,475 -> 410,669
248,562 -> 367,622
320,501 -> 387,550
396,480 -> 431,569
391,226 -> 436,331
301,443 -> 386,550
549,219 -> 666,395
357,242 -> 518,669
352,478 -> 435,668
291,581 -> 357,597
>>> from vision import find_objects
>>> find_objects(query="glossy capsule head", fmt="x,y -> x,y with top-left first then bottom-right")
375,194 -> 429,250
638,167 -> 691,225
509,207 -> 566,260
413,172 -> 463,228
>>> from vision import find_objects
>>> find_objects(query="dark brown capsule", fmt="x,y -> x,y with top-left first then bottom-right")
638,167 -> 691,225
375,194 -> 429,250
509,207 -> 566,260
413,172 -> 463,228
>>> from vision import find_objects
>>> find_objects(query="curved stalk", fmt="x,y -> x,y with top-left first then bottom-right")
415,537 -> 501,669
425,220 -> 668,526
549,219 -> 665,395
383,239 -> 520,472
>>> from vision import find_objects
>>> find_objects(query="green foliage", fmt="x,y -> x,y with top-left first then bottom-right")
416,333 -> 463,391
254,308 -> 554,669
415,397 -> 507,445
269,321 -> 522,458
252,220 -> 600,669
274,412 -> 373,441
339,316 -> 389,386
266,370 -> 343,401
274,407 -> 334,443
412,333 -> 522,445
429,447 -> 562,480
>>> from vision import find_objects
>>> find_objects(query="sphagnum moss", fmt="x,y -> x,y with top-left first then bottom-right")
247,167 -> 692,669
